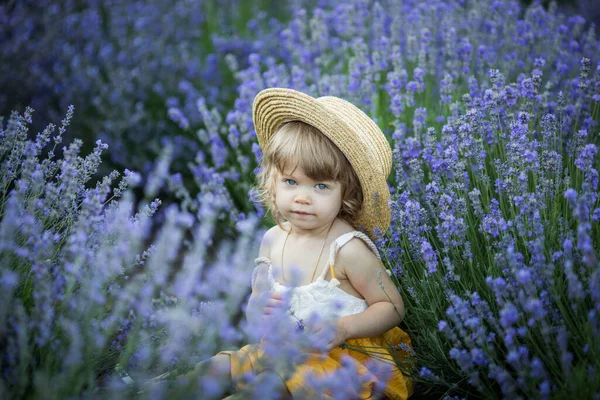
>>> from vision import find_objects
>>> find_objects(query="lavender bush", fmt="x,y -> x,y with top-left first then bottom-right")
2,0 -> 600,399
0,107 -> 374,399
171,0 -> 600,397
0,0 -> 294,175
387,63 -> 600,398
0,107 -> 266,398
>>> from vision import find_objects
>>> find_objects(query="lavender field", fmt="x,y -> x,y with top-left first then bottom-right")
1,0 -> 599,399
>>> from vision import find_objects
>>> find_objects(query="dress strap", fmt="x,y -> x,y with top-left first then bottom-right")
318,231 -> 381,280
253,257 -> 272,289
254,256 -> 272,266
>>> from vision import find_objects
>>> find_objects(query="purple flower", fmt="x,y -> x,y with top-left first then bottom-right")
575,144 -> 598,173
564,188 -> 577,204
167,107 -> 189,130
500,303 -> 520,328
413,107 -> 427,136
593,208 -> 600,222
419,367 -> 441,382
420,238 -> 438,275
0,270 -> 19,291
406,80 -> 419,93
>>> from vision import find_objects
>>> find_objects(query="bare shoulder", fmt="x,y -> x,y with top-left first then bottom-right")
335,236 -> 402,309
336,236 -> 381,274
259,225 -> 280,258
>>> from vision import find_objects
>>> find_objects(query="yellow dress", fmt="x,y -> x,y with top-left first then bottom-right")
219,231 -> 414,399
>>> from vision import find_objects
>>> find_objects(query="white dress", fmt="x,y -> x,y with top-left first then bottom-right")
254,231 -> 381,322
219,230 -> 414,400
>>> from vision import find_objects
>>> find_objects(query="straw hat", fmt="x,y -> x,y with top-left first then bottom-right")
253,88 -> 392,240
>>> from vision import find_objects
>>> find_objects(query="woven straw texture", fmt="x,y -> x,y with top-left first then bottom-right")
253,88 -> 392,239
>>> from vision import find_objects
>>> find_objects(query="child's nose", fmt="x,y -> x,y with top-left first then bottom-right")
294,190 -> 311,204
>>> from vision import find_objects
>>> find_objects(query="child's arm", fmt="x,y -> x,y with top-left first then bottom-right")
245,227 -> 279,326
336,239 -> 406,341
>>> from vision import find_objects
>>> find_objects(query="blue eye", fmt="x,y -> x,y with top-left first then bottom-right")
316,183 -> 329,190
285,179 -> 297,185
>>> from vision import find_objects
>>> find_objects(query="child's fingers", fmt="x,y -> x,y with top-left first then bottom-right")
310,322 -> 330,334
311,326 -> 323,335
310,325 -> 335,349
259,291 -> 283,303
266,298 -> 283,309
308,336 -> 330,353
263,306 -> 280,315
262,294 -> 284,315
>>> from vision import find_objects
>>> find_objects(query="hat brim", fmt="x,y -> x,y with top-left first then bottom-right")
253,88 -> 391,240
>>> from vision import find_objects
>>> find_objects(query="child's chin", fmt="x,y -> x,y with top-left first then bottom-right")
288,215 -> 316,226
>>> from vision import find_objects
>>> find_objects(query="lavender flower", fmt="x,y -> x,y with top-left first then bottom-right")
3,1 -> 599,398
420,238 -> 438,275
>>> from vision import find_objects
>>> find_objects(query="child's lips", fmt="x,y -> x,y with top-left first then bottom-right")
293,211 -> 312,216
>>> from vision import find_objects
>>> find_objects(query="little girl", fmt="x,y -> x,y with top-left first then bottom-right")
147,88 -> 414,399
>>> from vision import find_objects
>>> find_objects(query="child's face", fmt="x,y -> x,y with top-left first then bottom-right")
274,165 -> 342,231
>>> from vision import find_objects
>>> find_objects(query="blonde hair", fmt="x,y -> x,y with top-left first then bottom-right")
255,121 -> 363,229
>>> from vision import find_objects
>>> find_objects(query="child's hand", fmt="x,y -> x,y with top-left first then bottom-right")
261,291 -> 284,315
256,291 -> 289,344
259,291 -> 285,319
245,290 -> 289,342
308,319 -> 348,353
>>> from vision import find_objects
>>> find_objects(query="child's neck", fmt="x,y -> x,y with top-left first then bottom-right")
286,220 -> 337,240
